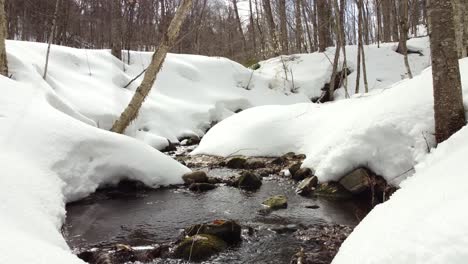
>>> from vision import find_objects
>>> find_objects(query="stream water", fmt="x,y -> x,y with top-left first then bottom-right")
64,146 -> 366,263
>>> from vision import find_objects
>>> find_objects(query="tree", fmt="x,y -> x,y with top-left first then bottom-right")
263,0 -> 280,55
398,0 -> 413,78
110,0 -> 123,60
111,0 -> 193,134
317,0 -> 330,52
278,0 -> 289,54
0,0 -> 7,77
428,0 -> 466,143
43,0 -> 61,80
294,0 -> 304,52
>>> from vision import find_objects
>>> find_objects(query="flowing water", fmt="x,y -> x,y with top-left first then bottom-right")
64,147 -> 366,263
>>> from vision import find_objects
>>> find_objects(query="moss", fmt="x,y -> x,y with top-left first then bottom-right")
174,234 -> 227,261
262,195 -> 288,209
314,182 -> 353,200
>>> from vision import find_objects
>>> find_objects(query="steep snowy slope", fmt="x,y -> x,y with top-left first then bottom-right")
194,59 -> 468,185
0,69 -> 189,263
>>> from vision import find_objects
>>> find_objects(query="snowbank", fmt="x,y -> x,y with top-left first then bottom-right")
6,40 -> 309,150
0,73 -> 189,262
5,38 -> 430,150
256,37 -> 431,100
332,124 -> 468,264
194,59 -> 468,184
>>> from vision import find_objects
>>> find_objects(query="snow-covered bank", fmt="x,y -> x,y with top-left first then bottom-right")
194,58 -> 468,185
332,124 -> 468,264
0,74 -> 189,263
256,37 -> 431,100
5,37 -> 430,150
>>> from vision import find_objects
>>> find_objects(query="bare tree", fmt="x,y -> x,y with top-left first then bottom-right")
263,0 -> 280,55
428,0 -> 466,143
111,0 -> 193,134
278,0 -> 289,54
43,0 -> 61,80
110,0 -> 123,60
0,0 -> 7,77
398,0 -> 413,78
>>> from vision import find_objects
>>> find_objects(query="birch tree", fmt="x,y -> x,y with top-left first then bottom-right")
111,0 -> 193,134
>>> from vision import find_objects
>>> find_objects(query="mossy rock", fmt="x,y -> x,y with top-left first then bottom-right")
185,220 -> 242,244
226,157 -> 247,169
236,171 -> 262,190
182,171 -> 208,185
173,234 -> 227,261
262,195 -> 288,210
314,182 -> 352,200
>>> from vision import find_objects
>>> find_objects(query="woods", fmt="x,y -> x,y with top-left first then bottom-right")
1,0 -> 438,65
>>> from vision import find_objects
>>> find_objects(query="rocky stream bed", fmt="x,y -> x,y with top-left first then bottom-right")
63,144 -> 381,264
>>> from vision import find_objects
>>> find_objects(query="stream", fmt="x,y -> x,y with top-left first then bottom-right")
64,145 -> 368,263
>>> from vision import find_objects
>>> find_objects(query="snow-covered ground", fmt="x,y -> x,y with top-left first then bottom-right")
194,59 -> 468,185
256,37 -> 431,100
333,120 -> 468,264
0,35 -> 439,263
0,56 -> 189,263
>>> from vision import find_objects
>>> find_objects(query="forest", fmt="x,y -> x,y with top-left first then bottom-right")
0,0 -> 467,264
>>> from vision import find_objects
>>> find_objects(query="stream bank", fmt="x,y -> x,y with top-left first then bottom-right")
64,144 -> 372,263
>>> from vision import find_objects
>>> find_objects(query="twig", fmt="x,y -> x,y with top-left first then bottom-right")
227,148 -> 258,157
124,67 -> 147,88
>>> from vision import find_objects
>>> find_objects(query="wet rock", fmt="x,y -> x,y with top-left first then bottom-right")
173,234 -> 227,261
182,171 -> 209,185
235,171 -> 262,190
292,167 -> 314,181
288,163 -> 302,177
262,195 -> 288,210
295,154 -> 306,159
207,177 -> 222,184
272,224 -> 298,234
257,207 -> 273,215
339,167 -> 371,194
271,156 -> 287,165
185,220 -> 242,244
189,183 -> 217,192
296,176 -> 318,196
245,159 -> 266,169
314,182 -> 352,200
305,204 -> 320,209
226,156 -> 247,169
179,135 -> 201,146
161,139 -> 177,152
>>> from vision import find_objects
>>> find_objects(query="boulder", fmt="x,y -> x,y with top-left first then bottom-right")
189,183 -> 217,192
292,167 -> 314,181
262,195 -> 288,210
270,156 -> 287,165
173,234 -> 227,261
245,159 -> 266,169
185,220 -> 242,244
226,157 -> 247,169
235,171 -> 262,190
288,163 -> 302,177
314,182 -> 352,200
296,176 -> 318,196
339,168 -> 371,194
182,171 -> 208,185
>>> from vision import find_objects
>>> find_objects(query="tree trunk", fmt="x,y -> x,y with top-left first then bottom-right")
43,0 -> 61,80
295,0 -> 304,53
317,0 -> 330,52
232,0 -> 247,56
249,0 -> 257,56
111,0 -> 193,134
358,0 -> 369,92
278,0 -> 289,54
111,0 -> 123,60
453,0 -> 468,58
328,0 -> 342,101
0,0 -> 7,76
399,0 -> 413,78
382,0 -> 391,42
263,0 -> 280,55
428,0 -> 466,143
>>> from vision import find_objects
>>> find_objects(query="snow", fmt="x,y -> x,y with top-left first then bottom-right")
194,58 -> 468,184
0,35 -> 441,263
332,123 -> 468,264
256,37 -> 431,100
0,66 -> 189,263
